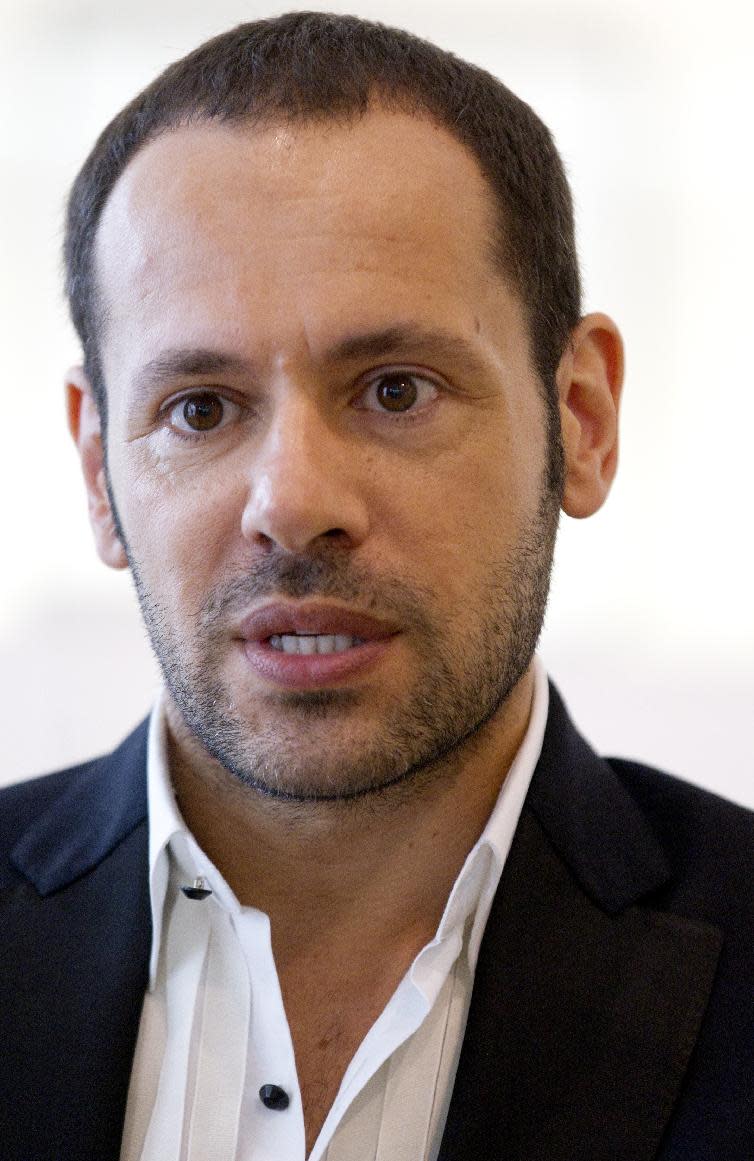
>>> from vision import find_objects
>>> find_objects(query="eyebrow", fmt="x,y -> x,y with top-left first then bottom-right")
329,324 -> 483,367
131,324 -> 485,399
132,349 -> 256,399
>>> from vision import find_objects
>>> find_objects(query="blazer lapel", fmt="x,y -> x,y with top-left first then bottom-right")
1,692 -> 725,1160
1,722 -> 151,1161
439,686 -> 723,1161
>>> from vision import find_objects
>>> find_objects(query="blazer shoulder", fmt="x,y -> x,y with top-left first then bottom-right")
0,758 -> 101,854
0,719 -> 149,892
607,757 -> 754,925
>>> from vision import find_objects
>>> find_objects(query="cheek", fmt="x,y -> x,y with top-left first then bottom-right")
378,447 -> 524,599
408,434 -> 534,543
111,450 -> 247,610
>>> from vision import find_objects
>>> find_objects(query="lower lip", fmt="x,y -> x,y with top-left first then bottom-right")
240,637 -> 395,689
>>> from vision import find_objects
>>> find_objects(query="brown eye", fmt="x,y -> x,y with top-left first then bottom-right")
375,374 -> 419,412
355,371 -> 439,417
355,370 -> 439,418
167,391 -> 241,437
182,393 -> 224,430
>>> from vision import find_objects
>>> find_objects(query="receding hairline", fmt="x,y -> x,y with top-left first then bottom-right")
89,97 -> 517,352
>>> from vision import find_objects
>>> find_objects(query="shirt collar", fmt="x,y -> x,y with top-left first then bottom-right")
145,657 -> 548,990
412,655 -> 548,985
145,695 -> 182,988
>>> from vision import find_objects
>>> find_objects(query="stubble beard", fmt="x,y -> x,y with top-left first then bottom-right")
121,474 -> 561,805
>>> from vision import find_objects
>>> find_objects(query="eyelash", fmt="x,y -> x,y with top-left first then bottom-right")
356,370 -> 440,420
161,369 -> 441,440
163,392 -> 242,440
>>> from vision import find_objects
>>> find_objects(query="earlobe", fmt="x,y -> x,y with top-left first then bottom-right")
557,313 -> 624,519
65,366 -> 128,570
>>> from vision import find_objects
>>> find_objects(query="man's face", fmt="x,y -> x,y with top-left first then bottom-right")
92,108 -> 561,800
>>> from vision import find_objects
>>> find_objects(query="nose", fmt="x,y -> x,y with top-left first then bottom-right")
241,394 -> 370,554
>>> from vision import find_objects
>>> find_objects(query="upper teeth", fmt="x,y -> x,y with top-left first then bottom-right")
269,633 -> 365,655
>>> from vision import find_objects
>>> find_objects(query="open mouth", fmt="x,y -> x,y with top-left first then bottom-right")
240,601 -> 397,646
238,602 -> 398,688
267,633 -> 368,655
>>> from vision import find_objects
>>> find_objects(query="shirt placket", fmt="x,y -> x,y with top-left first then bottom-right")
234,907 -> 307,1160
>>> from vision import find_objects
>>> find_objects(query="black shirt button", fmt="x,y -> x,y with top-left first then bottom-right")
181,877 -> 213,900
259,1084 -> 290,1110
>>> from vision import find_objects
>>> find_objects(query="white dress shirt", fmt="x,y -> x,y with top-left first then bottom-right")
119,658 -> 549,1161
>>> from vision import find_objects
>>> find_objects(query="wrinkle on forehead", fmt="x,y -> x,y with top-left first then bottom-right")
95,108 -> 499,281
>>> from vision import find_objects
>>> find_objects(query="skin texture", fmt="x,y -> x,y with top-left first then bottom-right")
66,108 -> 623,1149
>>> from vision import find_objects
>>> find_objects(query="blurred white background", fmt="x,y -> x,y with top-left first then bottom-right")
0,0 -> 752,804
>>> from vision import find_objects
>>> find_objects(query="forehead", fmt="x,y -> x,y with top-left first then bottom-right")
101,106 -> 496,230
93,109 -> 512,380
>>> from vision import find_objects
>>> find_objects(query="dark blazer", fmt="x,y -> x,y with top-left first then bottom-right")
1,685 -> 752,1159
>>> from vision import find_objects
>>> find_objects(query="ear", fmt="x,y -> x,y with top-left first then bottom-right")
66,366 -> 128,569
556,313 -> 624,519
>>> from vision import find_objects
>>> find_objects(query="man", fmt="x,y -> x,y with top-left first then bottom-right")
1,11 -> 751,1160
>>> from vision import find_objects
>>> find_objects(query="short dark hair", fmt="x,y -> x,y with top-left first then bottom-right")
64,11 -> 580,448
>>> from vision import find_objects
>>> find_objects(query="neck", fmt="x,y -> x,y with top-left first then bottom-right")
165,664 -> 536,967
